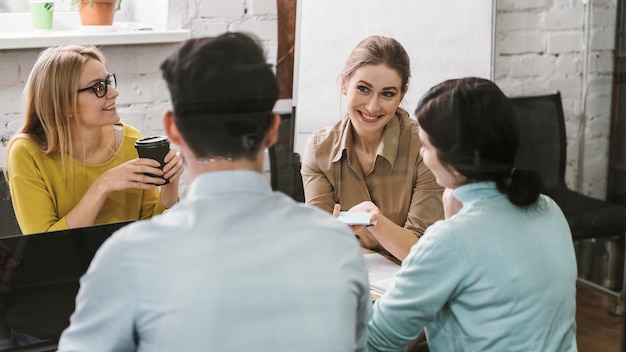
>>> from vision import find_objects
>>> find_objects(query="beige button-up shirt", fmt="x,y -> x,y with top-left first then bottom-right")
301,109 -> 444,238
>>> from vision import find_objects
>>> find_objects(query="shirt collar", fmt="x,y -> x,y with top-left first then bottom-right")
186,170 -> 272,200
332,118 -> 353,163
452,181 -> 503,203
331,110 -> 403,166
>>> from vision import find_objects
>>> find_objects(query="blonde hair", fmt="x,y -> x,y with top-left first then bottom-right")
5,45 -> 106,178
341,35 -> 411,94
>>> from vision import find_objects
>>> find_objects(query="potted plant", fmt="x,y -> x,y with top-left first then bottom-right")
74,0 -> 121,26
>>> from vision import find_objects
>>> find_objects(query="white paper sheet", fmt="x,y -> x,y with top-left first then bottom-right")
363,253 -> 401,296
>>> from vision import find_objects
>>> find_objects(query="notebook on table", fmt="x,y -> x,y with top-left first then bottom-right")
363,252 -> 401,297
0,221 -> 133,351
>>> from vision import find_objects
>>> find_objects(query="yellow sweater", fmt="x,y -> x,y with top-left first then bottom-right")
7,123 -> 166,234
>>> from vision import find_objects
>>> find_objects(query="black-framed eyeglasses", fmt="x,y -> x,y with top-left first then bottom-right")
77,73 -> 117,98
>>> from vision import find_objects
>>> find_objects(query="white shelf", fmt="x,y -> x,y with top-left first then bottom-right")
0,29 -> 191,49
0,11 -> 190,50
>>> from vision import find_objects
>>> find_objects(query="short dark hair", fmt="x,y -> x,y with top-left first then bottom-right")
160,32 -> 279,160
415,77 -> 541,206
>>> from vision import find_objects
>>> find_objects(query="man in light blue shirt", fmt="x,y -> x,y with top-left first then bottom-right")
58,32 -> 370,352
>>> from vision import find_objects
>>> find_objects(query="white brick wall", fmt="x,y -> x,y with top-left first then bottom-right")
495,0 -> 617,199
544,9 -> 584,30
0,0 -> 619,200
198,0 -> 245,18
548,32 -> 584,53
0,0 -> 279,195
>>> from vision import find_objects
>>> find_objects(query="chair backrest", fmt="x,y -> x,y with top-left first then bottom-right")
268,110 -> 305,202
0,173 -> 21,237
508,92 -> 567,195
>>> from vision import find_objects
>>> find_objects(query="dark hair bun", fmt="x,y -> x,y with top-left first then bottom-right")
496,168 -> 542,206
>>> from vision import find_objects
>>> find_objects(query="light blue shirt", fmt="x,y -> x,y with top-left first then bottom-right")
59,170 -> 370,352
368,182 -> 577,352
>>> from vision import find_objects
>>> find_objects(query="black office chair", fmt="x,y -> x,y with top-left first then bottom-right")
268,110 -> 305,202
0,173 -> 22,237
268,145 -> 305,202
509,91 -> 626,315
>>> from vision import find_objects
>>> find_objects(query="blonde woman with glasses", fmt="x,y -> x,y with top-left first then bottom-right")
5,45 -> 183,235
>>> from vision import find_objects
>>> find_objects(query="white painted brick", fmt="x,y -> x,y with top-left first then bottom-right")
592,9 -> 617,30
116,73 -> 164,105
497,12 -> 542,31
509,54 -> 557,77
249,0 -> 277,16
589,52 -> 614,74
564,165 -> 577,191
118,110 -> 147,134
6,116 -> 22,135
581,132 -> 609,155
555,53 -> 582,75
548,77 -> 583,96
565,103 -> 580,127
198,0 -> 245,18
548,32 -> 583,53
499,32 -> 544,54
0,113 -> 21,145
0,90 -> 21,115
230,17 -> 277,43
143,112 -> 166,135
521,79 -> 554,95
591,29 -> 615,50
494,56 -> 514,79
264,42 -> 278,67
106,44 -> 180,75
581,137 -> 609,194
190,20 -> 230,37
593,0 -> 618,8
545,9 -> 584,30
564,119 -> 580,139
581,177 -> 607,199
0,62 -> 21,87
496,0 -> 517,11
103,48 -> 138,74
552,0 -> 583,9
494,78 -> 523,96
565,134 -> 579,157
153,79 -> 172,103
562,96 -> 581,120
585,113 -> 611,136
566,138 -> 580,158
583,83 -> 611,104
0,50 -> 37,86
498,0 -> 548,10
167,1 -> 188,29
587,75 -> 613,93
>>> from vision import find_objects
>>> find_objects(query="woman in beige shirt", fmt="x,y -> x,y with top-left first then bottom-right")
301,35 -> 444,260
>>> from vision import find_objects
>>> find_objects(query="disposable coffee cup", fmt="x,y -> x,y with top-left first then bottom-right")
135,136 -> 170,184
29,1 -> 54,31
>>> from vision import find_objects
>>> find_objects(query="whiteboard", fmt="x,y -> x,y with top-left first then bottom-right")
293,0 -> 494,155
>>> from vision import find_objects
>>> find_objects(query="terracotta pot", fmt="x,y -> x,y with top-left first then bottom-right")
78,0 -> 117,26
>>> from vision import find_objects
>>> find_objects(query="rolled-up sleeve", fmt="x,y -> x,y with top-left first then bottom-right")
404,158 -> 444,237
367,226 -> 465,351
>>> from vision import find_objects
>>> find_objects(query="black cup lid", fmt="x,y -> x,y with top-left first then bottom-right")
135,135 -> 169,147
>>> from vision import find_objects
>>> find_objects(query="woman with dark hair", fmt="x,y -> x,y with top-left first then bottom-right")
367,77 -> 577,352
